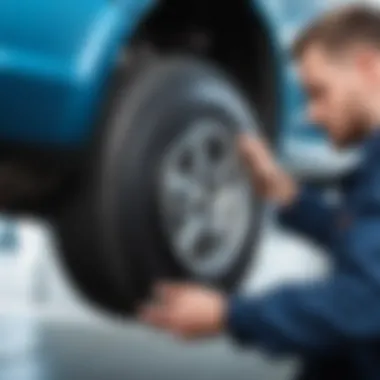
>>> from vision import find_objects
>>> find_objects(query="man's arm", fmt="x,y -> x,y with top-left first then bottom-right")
237,135 -> 337,248
276,185 -> 337,249
227,216 -> 380,357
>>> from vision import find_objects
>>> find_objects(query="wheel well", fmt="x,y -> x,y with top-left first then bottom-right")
0,1 -> 281,215
131,0 -> 280,142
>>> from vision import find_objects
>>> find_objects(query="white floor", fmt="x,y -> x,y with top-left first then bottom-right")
0,219 -> 332,380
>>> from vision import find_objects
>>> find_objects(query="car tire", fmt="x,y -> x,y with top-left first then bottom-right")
53,56 -> 266,316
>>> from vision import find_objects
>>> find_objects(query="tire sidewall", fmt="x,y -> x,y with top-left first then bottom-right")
101,57 -> 263,294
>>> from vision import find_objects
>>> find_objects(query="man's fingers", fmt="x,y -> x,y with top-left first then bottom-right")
237,135 -> 280,187
153,281 -> 192,303
237,135 -> 272,166
139,304 -> 172,328
238,138 -> 264,176
154,282 -> 183,302
139,304 -> 189,338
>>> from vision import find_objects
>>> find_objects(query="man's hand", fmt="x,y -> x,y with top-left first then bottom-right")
237,134 -> 299,207
139,283 -> 227,340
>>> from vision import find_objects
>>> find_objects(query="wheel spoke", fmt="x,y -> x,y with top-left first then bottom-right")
212,184 -> 247,231
163,169 -> 202,203
175,214 -> 205,256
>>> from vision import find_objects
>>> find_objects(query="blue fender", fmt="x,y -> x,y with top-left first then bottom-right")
0,0 -> 285,148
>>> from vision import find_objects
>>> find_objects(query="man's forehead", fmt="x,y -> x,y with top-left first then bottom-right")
298,41 -> 380,70
297,44 -> 339,83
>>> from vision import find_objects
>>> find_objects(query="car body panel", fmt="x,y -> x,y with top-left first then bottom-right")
0,0 -> 155,148
0,0 -> 285,149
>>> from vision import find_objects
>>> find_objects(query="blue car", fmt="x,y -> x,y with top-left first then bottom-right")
0,0 -> 354,315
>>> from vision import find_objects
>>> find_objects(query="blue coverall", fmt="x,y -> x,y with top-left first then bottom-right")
227,130 -> 380,380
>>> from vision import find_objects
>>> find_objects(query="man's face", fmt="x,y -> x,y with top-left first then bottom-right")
298,44 -> 373,148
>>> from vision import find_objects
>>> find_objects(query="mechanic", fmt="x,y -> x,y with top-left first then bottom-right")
139,5 -> 380,380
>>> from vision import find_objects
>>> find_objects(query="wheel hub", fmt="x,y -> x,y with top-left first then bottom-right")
158,119 -> 253,277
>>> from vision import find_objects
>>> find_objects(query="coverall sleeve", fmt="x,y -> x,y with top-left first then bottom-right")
226,216 -> 380,357
277,185 -> 337,249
